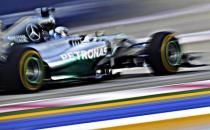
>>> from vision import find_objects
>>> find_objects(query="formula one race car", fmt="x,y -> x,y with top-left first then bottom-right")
0,8 -> 183,92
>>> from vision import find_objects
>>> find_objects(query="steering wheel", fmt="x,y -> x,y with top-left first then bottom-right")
26,23 -> 42,42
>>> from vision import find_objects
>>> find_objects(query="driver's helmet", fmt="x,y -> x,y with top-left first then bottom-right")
54,26 -> 69,38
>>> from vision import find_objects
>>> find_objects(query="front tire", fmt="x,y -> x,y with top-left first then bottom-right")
4,47 -> 45,92
146,31 -> 181,75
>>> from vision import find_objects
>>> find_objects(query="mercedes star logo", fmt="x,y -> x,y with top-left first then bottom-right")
26,24 -> 41,42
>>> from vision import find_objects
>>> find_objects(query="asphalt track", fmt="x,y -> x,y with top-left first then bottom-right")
0,67 -> 210,105
1,1 -> 210,106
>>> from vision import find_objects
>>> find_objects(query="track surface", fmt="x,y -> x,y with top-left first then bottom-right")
0,67 -> 210,105
1,1 -> 210,105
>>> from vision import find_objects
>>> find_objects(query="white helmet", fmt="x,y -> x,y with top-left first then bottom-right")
55,26 -> 69,37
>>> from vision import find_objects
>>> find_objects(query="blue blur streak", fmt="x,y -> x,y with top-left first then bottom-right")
0,95 -> 210,130
0,0 -> 121,28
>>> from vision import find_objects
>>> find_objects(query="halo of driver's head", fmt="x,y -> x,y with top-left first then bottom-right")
36,7 -> 56,17
36,7 -> 57,32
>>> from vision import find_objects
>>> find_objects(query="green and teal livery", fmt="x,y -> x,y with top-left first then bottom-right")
0,8 -> 187,92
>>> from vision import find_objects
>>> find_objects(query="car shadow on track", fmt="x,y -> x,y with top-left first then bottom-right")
0,69 -> 209,95
42,69 -> 210,91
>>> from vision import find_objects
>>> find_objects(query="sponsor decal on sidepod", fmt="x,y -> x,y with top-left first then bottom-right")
61,46 -> 108,60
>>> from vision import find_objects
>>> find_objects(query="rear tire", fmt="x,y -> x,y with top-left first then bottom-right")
146,31 -> 181,75
4,47 -> 45,92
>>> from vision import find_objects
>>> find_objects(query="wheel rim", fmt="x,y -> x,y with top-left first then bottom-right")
20,50 -> 44,91
166,40 -> 181,66
25,57 -> 42,84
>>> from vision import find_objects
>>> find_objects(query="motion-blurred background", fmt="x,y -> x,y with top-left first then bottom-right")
1,0 -> 210,29
1,2 -> 210,130
1,0 -> 210,62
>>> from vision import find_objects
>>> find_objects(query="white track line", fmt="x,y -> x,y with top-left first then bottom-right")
0,80 -> 210,113
179,30 -> 210,44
